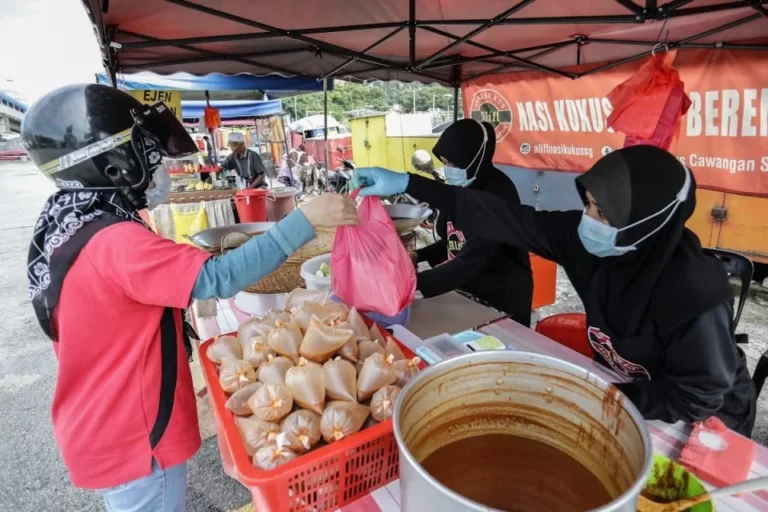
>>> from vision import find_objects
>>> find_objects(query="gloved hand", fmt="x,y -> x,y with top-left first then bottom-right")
351,167 -> 410,197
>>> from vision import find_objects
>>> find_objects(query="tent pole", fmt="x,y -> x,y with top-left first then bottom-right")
452,86 -> 459,122
451,65 -> 460,122
323,78 -> 329,193
205,90 -> 218,165
409,0 -> 416,66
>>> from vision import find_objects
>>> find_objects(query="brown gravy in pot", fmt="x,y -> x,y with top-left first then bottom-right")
420,434 -> 613,512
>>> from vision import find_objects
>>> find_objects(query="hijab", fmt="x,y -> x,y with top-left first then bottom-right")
28,191 -> 145,339
432,119 -> 500,191
575,145 -> 732,339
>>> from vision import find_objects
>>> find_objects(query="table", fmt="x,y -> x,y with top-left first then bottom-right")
192,299 -> 768,512
168,189 -> 237,204
405,292 -> 506,339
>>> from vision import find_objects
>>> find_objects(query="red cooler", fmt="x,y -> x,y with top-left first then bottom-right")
234,189 -> 268,223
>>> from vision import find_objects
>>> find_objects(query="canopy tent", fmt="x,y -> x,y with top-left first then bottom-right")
82,0 -> 767,86
181,99 -> 283,120
95,71 -> 329,99
289,115 -> 341,133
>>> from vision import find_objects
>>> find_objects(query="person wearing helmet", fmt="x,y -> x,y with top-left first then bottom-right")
352,146 -> 756,435
407,120 -> 534,326
410,149 -> 441,181
24,84 -> 357,511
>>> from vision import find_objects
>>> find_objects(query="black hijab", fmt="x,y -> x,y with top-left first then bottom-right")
575,145 -> 732,339
28,191 -> 144,340
433,119 -> 501,191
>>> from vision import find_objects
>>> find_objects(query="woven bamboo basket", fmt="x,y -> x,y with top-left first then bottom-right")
217,227 -> 335,295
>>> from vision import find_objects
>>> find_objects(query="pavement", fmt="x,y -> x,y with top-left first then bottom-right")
1,161 -> 767,510
0,162 -> 252,512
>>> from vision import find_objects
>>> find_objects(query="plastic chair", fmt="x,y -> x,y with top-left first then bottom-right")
701,248 -> 765,396
535,313 -> 592,359
702,248 -> 753,333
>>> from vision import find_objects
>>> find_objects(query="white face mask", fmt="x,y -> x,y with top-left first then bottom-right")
443,120 -> 488,187
145,164 -> 171,210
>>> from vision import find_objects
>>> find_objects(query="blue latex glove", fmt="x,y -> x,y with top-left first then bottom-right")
352,167 -> 410,197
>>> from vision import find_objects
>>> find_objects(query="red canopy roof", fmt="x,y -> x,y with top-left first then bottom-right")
82,0 -> 768,84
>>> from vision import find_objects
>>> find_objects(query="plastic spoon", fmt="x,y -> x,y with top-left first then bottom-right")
637,475 -> 768,512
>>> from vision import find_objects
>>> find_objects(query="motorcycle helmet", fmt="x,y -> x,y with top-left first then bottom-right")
21,84 -> 198,209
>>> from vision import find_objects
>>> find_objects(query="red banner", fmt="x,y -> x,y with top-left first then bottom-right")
462,49 -> 768,197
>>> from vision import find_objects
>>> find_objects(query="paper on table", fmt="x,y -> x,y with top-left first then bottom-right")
452,330 -> 506,351
680,417 -> 755,488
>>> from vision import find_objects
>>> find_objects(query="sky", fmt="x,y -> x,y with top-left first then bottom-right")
1,0 -> 103,104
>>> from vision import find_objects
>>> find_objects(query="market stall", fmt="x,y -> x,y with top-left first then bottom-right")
96,71 -> 324,240
181,98 -> 287,170
80,1 -> 768,511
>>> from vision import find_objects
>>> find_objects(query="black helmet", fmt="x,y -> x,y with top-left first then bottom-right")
21,84 -> 197,208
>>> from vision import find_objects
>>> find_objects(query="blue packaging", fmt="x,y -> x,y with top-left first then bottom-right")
329,293 -> 411,327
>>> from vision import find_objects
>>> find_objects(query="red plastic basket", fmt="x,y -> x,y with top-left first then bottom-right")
199,328 -> 419,511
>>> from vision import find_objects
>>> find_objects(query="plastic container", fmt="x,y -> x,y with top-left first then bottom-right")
233,291 -> 287,317
267,187 -> 299,222
299,253 -> 331,290
199,322 -> 422,512
234,189 -> 268,223
644,455 -> 712,512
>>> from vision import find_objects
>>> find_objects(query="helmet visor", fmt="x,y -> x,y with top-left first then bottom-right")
131,102 -> 198,158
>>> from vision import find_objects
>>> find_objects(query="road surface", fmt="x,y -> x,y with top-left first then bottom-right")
0,162 -> 251,511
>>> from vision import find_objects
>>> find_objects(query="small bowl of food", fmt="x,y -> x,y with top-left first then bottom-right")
300,253 -> 331,290
642,455 -> 713,511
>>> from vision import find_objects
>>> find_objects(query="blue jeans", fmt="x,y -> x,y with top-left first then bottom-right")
97,459 -> 187,512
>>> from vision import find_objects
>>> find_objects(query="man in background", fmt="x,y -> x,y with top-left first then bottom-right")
203,136 -> 214,164
279,143 -> 310,188
200,135 -> 215,183
219,132 -> 266,188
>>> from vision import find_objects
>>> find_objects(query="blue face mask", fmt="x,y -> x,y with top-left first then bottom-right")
444,166 -> 471,186
577,213 -> 634,258
578,166 -> 692,258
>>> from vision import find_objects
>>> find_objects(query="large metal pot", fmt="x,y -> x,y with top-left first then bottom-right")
393,351 -> 652,512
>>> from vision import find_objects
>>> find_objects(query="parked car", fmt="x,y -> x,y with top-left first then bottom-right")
0,148 -> 28,162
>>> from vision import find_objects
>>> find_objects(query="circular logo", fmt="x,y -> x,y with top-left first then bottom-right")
470,89 -> 513,142
520,143 -> 531,155
601,145 -> 613,157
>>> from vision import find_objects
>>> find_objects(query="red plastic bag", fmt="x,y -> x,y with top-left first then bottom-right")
623,82 -> 691,150
607,53 -> 684,139
331,195 -> 416,317
204,106 -> 221,130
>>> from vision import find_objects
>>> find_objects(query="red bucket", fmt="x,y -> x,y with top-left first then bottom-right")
234,189 -> 268,223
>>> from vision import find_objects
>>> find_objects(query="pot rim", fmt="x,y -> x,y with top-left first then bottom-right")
392,350 -> 653,512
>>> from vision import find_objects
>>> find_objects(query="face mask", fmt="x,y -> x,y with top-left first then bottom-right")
444,166 -> 470,186
442,120 -> 489,187
145,164 -> 171,210
577,166 -> 692,258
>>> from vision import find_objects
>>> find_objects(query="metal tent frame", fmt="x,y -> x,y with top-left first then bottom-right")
80,0 -> 767,187
86,0 -> 767,87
